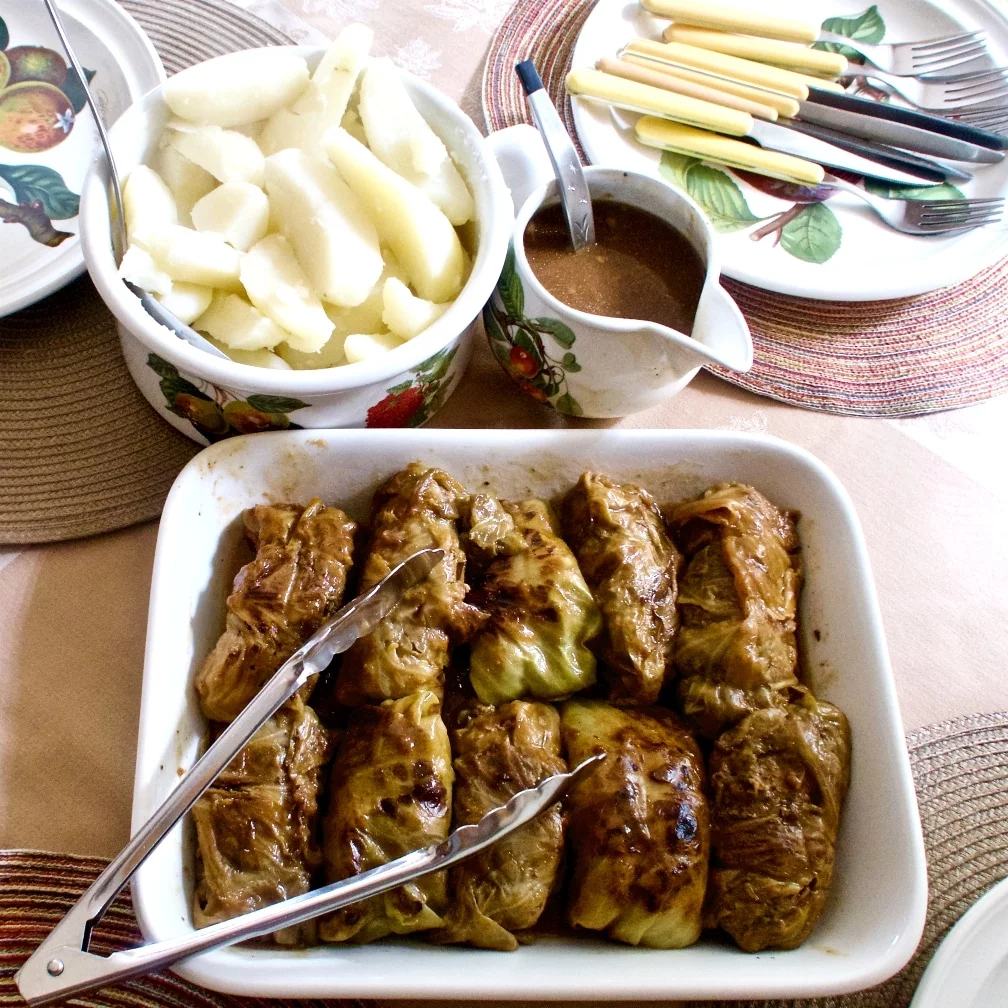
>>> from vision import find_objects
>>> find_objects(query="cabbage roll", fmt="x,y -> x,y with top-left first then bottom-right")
431,700 -> 567,950
469,500 -> 601,705
335,464 -> 482,706
562,472 -> 680,706
319,690 -> 453,943
560,699 -> 709,948
705,697 -> 851,952
665,483 -> 802,737
196,499 -> 356,722
191,696 -> 331,944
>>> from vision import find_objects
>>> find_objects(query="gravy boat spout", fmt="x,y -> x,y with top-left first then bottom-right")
483,126 -> 753,418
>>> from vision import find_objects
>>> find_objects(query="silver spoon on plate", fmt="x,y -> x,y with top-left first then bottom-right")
515,60 -> 596,250
41,0 -> 230,361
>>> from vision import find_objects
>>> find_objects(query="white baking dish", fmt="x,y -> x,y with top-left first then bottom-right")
132,429 -> 927,1000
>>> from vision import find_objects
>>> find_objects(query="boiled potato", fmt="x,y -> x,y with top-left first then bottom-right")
292,23 -> 372,127
122,166 -> 177,249
194,292 -> 286,350
155,281 -> 213,324
148,225 -> 243,291
324,250 -> 410,337
382,277 -> 449,340
264,148 -> 383,307
191,182 -> 269,251
258,107 -> 326,162
168,124 -> 265,186
152,143 -> 217,224
340,107 -> 368,147
323,127 -> 467,303
205,336 -> 292,369
240,234 -> 334,352
276,335 -> 348,370
343,330 -> 404,363
162,48 -> 310,128
358,60 -> 474,225
119,244 -> 173,296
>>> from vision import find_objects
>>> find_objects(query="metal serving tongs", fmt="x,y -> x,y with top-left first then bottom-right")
41,0 -> 230,361
18,548 -> 603,1007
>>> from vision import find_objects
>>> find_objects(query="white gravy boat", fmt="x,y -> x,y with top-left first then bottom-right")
483,125 -> 752,418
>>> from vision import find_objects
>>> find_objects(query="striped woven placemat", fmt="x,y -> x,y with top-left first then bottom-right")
3,712 -> 1005,1006
481,0 -> 1008,417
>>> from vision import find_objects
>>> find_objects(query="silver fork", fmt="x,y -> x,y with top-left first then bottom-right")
845,67 -> 1008,111
824,177 -> 1004,234
949,104 -> 1008,133
820,29 -> 987,75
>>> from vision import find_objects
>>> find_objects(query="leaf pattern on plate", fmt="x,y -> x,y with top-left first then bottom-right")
778,203 -> 844,264
814,4 -> 886,59
659,151 -> 761,233
864,179 -> 965,202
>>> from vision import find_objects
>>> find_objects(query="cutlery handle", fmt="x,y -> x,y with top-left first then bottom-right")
598,56 -> 779,119
626,39 -> 809,99
636,115 -> 825,185
808,86 -> 1008,152
639,0 -> 819,44
566,67 -> 753,135
662,25 -> 848,77
621,51 -> 801,116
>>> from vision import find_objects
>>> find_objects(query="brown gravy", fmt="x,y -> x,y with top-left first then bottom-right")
522,200 -> 706,334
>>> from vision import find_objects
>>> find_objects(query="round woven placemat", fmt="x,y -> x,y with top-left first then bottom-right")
0,0 -> 293,546
481,0 -> 1008,418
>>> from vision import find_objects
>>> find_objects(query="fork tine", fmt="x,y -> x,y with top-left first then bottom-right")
912,41 -> 989,71
910,30 -> 986,53
944,81 -> 1008,103
934,69 -> 1008,86
918,208 -> 1003,225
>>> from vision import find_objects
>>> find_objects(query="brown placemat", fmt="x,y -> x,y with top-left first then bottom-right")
0,0 -> 293,546
0,852 -> 368,1008
3,712 -> 1005,1005
481,0 -> 1008,418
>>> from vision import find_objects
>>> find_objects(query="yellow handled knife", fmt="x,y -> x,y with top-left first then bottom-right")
662,25 -> 849,77
639,0 -> 819,44
566,68 -> 954,185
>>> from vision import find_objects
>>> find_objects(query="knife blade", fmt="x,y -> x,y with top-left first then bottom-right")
796,96 -> 1005,163
778,119 -> 975,184
807,87 -> 1008,152
566,68 -> 951,186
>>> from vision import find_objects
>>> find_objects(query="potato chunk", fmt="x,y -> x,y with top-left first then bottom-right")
152,143 -> 217,224
343,330 -> 403,363
191,182 -> 269,252
358,60 -> 474,225
148,225 -> 243,291
168,124 -> 266,186
155,281 -> 213,324
240,234 -> 334,352
293,23 -> 372,127
264,148 -> 383,307
276,336 -> 347,370
118,244 -> 173,296
122,165 -> 177,249
194,292 -> 286,350
206,337 -> 293,369
323,128 -> 467,303
382,277 -> 449,340
162,49 -> 310,128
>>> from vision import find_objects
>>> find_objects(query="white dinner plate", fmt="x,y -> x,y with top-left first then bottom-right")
0,0 -> 163,317
911,876 -> 1008,1008
569,0 -> 1008,300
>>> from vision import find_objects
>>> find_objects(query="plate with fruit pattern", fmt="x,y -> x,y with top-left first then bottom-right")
0,0 -> 163,317
570,0 -> 1008,300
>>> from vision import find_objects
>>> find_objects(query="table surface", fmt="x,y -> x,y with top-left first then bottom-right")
1,1 -> 1007,1004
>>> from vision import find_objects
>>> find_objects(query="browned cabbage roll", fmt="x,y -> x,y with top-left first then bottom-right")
705,697 -> 851,952
560,699 -> 709,948
195,499 -> 356,723
562,472 -> 680,706
469,500 -> 602,705
191,696 -> 330,944
319,690 -> 453,943
335,464 -> 482,706
666,483 -> 802,737
431,700 -> 567,951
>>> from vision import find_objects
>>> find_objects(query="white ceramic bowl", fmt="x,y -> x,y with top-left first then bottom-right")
79,48 -> 512,442
133,428 -> 927,1001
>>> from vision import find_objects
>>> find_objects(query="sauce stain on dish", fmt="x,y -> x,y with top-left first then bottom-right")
522,200 -> 706,334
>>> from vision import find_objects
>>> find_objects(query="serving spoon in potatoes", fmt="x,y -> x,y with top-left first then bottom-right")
43,0 -> 231,361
